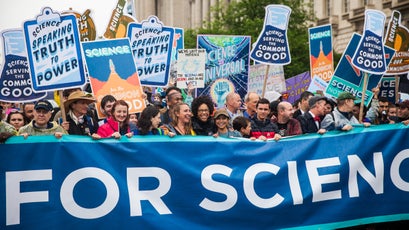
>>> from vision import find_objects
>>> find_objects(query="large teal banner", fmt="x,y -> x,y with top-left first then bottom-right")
1,124 -> 409,229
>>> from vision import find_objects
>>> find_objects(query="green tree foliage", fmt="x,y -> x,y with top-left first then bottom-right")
184,0 -> 340,78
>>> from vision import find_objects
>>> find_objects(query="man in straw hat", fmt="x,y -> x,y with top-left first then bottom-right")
64,91 -> 100,139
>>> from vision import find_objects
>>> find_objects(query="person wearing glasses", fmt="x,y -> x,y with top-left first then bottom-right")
191,95 -> 215,136
18,100 -> 66,139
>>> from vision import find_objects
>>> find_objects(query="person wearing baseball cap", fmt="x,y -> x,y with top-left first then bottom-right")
321,92 -> 370,132
18,99 -> 66,139
213,109 -> 241,138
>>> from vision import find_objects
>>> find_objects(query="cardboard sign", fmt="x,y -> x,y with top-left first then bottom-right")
176,49 -> 206,89
23,7 -> 86,92
248,64 -> 285,96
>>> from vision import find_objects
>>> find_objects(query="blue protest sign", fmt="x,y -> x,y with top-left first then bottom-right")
127,16 -> 174,87
197,35 -> 250,108
352,10 -> 387,74
325,33 -> 395,106
250,5 -> 291,65
23,7 -> 86,92
0,29 -> 46,102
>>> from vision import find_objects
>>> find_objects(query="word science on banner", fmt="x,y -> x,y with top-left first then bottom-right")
23,7 -> 86,92
0,29 -> 46,102
250,4 -> 291,65
1,125 -> 409,229
127,16 -> 174,87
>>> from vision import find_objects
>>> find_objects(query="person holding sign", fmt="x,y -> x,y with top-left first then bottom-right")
321,92 -> 371,131
97,100 -> 133,139
18,100 -> 66,139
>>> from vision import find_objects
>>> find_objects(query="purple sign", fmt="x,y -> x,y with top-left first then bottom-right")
285,71 -> 311,104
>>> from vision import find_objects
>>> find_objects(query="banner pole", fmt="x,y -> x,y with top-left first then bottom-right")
359,72 -> 369,123
261,65 -> 270,98
395,75 -> 400,103
59,90 -> 66,122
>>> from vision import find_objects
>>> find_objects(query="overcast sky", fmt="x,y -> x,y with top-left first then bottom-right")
0,0 -> 120,35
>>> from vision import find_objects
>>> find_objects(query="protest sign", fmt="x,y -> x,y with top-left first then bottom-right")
23,7 -> 86,92
309,24 -> 333,82
0,30 -> 46,102
82,38 -> 146,118
384,10 -> 409,75
352,10 -> 387,75
307,75 -> 328,94
197,35 -> 250,108
62,9 -> 97,42
103,0 -> 136,39
285,71 -> 311,104
248,64 -> 285,96
250,4 -> 291,65
325,33 -> 395,107
127,16 -> 174,87
2,125 -> 409,229
380,76 -> 396,102
176,49 -> 206,89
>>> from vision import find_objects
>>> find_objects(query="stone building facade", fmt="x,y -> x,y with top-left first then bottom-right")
132,0 -> 409,53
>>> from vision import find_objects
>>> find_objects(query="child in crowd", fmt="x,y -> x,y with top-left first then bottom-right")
213,109 -> 241,138
232,116 -> 253,139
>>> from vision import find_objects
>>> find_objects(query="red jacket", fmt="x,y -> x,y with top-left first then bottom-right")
97,117 -> 130,138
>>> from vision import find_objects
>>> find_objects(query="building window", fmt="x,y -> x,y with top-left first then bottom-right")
343,0 -> 349,13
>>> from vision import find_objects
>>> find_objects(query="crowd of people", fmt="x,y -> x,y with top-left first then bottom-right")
0,85 -> 408,143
